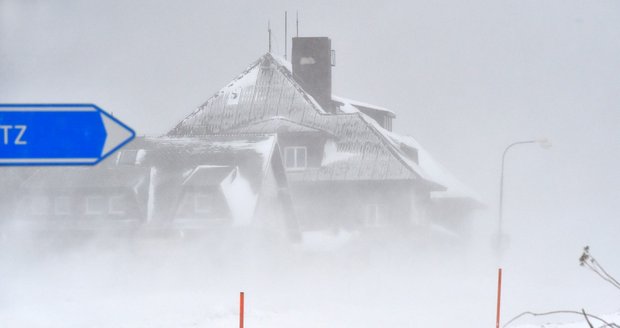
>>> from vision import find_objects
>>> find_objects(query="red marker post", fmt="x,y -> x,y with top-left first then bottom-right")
496,268 -> 503,328
240,292 -> 245,328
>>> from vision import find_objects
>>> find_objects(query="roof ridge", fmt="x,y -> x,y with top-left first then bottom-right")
222,116 -> 335,136
164,52 -> 432,183
167,56 -> 266,136
263,53 -> 328,115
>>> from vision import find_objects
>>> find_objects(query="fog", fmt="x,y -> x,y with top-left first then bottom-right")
1,0 -> 619,327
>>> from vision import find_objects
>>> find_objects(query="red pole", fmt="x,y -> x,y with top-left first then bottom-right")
240,292 -> 244,328
496,268 -> 503,328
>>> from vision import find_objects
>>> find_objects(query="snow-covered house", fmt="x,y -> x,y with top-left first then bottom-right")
128,135 -> 298,238
166,36 -> 482,232
1,36 -> 481,238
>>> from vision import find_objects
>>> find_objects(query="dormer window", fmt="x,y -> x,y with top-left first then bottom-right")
284,146 -> 307,170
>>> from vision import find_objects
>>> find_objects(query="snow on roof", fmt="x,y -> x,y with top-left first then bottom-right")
332,95 -> 396,117
321,140 -> 359,166
123,136 -> 278,224
220,169 -> 257,226
270,56 -> 395,116
180,164 -> 257,226
268,53 -> 293,72
356,113 -> 439,186
165,51 -> 476,199
224,116 -> 334,136
348,110 -> 481,203
182,165 -> 236,187
135,135 -> 277,194
382,130 -> 483,203
167,53 -> 432,184
264,54 -> 328,115
144,135 -> 275,172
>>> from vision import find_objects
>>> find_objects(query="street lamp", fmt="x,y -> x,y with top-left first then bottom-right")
497,138 -> 551,252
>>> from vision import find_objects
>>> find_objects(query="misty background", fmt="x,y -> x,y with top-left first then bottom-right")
1,0 -> 619,327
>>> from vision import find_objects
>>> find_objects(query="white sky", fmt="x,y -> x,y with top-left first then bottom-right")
1,0 -> 619,320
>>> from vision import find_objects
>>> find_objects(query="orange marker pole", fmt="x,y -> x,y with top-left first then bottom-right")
240,292 -> 245,328
496,268 -> 503,328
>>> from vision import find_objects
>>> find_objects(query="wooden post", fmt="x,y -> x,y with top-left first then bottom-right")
496,268 -> 502,328
240,292 -> 244,328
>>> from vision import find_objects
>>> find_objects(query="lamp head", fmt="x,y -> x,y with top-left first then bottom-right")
536,138 -> 552,149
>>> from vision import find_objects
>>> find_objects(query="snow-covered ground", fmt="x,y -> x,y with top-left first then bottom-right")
512,312 -> 620,328
0,227 -> 617,328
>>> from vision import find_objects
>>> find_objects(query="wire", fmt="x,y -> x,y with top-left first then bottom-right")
503,310 -> 619,328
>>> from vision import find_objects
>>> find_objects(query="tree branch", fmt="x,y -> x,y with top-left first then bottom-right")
583,308 -> 595,328
503,310 -> 618,328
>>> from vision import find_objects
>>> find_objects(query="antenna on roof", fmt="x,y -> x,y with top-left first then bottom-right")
268,20 -> 272,53
296,11 -> 299,37
284,11 -> 288,60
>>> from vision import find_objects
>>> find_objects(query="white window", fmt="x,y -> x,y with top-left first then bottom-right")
85,196 -> 106,215
363,204 -> 383,227
227,87 -> 241,105
284,146 -> 307,170
54,196 -> 71,215
109,195 -> 126,215
194,194 -> 213,214
117,150 -> 138,165
30,196 -> 49,215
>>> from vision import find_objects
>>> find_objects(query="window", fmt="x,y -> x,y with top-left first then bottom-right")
401,145 -> 419,164
194,194 -> 212,214
284,146 -> 307,170
194,194 -> 213,214
363,204 -> 383,227
384,117 -> 392,131
30,196 -> 49,215
54,196 -> 71,215
85,196 -> 106,215
117,150 -> 138,165
227,87 -> 241,105
109,195 -> 126,215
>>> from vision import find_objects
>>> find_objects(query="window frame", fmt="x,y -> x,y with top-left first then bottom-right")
108,195 -> 126,215
30,196 -> 50,216
284,146 -> 308,171
193,193 -> 213,215
85,195 -> 106,215
116,150 -> 139,166
54,196 -> 71,215
363,203 -> 384,228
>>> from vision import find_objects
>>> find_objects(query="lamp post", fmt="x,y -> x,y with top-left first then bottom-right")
497,138 -> 551,253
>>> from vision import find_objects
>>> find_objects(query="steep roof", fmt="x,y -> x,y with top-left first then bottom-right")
332,95 -> 396,118
138,135 -> 277,194
367,119 -> 484,205
182,165 -> 236,187
167,53 -> 441,187
225,116 -> 334,136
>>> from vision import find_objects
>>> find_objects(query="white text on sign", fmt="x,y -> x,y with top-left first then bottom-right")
0,125 -> 28,145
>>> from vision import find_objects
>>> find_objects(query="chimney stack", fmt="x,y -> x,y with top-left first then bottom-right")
291,37 -> 334,112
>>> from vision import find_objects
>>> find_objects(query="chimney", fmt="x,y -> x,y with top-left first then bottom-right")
292,37 -> 334,112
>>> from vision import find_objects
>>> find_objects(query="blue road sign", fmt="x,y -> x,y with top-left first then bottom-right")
0,104 -> 135,166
